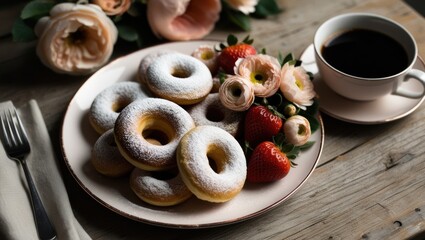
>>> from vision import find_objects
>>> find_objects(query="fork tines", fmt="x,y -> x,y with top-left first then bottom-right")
0,107 -> 30,155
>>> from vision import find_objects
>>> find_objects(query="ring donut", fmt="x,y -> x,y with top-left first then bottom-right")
130,168 -> 192,206
114,98 -> 195,171
91,129 -> 134,177
89,81 -> 148,134
177,125 -> 247,203
187,93 -> 242,136
145,53 -> 213,105
137,50 -> 175,84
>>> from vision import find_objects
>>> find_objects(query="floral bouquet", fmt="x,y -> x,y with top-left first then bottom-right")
12,0 -> 280,75
192,35 -> 319,183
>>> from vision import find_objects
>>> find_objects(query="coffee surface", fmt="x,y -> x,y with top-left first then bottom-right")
321,29 -> 409,78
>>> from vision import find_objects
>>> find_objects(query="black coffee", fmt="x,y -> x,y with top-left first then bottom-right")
321,29 -> 409,78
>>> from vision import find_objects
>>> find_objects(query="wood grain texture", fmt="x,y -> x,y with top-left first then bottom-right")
1,0 -> 425,239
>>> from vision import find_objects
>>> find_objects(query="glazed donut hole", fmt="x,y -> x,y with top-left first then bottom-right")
138,115 -> 176,146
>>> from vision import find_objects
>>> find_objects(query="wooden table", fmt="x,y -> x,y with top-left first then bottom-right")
1,0 -> 425,239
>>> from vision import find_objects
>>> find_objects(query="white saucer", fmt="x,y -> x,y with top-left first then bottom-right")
300,44 -> 425,124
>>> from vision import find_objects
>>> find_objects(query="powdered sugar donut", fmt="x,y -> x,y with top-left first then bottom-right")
91,129 -> 134,177
130,168 -> 192,206
187,93 -> 242,136
145,53 -> 213,105
89,81 -> 149,134
177,125 -> 247,203
137,50 -> 175,84
114,98 -> 195,171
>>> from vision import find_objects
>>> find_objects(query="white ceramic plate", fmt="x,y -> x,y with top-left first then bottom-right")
61,41 -> 324,228
301,44 -> 425,124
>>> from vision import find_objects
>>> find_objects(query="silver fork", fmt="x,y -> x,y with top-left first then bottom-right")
0,106 -> 57,240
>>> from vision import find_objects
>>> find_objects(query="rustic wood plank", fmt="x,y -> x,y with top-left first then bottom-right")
1,0 -> 425,239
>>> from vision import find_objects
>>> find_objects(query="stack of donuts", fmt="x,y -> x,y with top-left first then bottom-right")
89,47 -> 247,206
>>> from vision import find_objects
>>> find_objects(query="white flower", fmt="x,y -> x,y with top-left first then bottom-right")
219,75 -> 255,111
35,3 -> 118,75
280,63 -> 316,110
235,54 -> 281,97
283,115 -> 311,146
224,0 -> 259,15
147,0 -> 221,41
92,0 -> 132,16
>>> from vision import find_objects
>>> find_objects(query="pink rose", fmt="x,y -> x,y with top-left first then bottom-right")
35,3 -> 118,75
147,0 -> 221,41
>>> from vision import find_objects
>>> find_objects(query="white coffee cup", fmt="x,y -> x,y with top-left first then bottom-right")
314,13 -> 425,101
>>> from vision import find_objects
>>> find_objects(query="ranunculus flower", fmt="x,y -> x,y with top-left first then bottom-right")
283,115 -> 311,146
191,45 -> 219,74
35,3 -> 118,75
147,0 -> 221,41
224,0 -> 259,15
92,0 -> 131,16
280,63 -> 316,110
219,75 -> 255,111
235,54 -> 281,97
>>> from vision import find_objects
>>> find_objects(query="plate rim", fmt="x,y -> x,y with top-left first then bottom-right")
60,40 -> 325,228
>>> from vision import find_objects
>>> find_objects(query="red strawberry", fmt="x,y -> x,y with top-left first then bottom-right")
244,105 -> 283,148
218,43 -> 257,74
247,141 -> 291,183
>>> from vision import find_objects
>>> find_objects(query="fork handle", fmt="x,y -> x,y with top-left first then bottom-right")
21,160 -> 57,240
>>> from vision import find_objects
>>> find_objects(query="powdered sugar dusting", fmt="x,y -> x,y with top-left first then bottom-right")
187,93 -> 242,136
89,81 -> 149,134
138,50 -> 176,84
145,53 -> 213,103
115,98 -> 195,169
91,129 -> 133,176
178,126 -> 246,196
130,168 -> 191,202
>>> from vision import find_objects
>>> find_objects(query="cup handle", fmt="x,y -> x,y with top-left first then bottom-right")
393,69 -> 425,98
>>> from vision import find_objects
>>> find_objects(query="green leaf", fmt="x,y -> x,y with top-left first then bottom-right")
117,25 -> 139,42
242,35 -> 254,44
254,0 -> 282,18
293,59 -> 302,67
299,141 -> 315,150
218,71 -> 227,84
281,143 -> 295,154
226,10 -> 251,31
21,1 -> 55,20
306,114 -> 320,133
307,71 -> 314,80
282,53 -> 294,66
12,18 -> 36,42
227,34 -> 238,46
